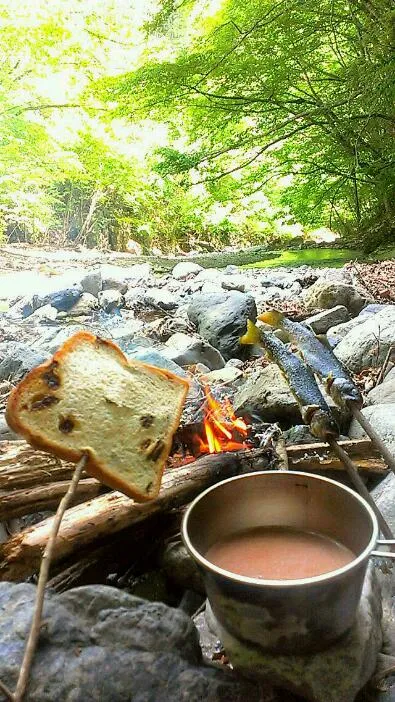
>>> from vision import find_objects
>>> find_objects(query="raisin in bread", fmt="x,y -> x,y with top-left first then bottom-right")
6,332 -> 189,501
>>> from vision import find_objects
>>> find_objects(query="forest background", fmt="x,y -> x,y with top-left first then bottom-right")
0,0 -> 393,255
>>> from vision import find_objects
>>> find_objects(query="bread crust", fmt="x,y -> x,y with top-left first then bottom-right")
6,331 -> 189,502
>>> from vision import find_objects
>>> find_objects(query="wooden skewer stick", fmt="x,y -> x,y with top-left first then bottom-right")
11,454 -> 87,702
328,439 -> 393,539
350,404 -> 395,477
0,680 -> 14,701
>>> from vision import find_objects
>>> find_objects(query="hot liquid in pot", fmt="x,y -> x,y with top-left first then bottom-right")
205,526 -> 356,580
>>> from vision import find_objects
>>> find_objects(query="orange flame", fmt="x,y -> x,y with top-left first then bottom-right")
199,386 -> 249,454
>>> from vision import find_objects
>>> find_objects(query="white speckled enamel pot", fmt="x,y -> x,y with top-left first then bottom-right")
182,471 -> 379,654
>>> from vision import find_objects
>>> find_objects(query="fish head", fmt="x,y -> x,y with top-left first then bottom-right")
240,319 -> 261,345
258,310 -> 285,328
307,408 -> 339,441
327,378 -> 362,408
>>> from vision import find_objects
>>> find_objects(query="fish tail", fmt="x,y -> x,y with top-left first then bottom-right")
258,310 -> 285,328
240,319 -> 261,345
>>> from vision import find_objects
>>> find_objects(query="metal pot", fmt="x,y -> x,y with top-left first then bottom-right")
182,470 -> 383,654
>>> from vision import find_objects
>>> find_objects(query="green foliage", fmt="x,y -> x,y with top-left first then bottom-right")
0,0 -> 393,252
100,0 -> 395,251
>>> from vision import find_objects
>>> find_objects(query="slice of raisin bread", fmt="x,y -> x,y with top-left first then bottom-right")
6,332 -> 189,501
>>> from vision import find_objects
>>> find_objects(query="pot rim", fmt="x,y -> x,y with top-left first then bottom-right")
181,470 -> 379,588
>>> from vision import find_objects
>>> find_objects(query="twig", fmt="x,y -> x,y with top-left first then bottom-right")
0,680 -> 14,701
350,405 -> 395,476
11,454 -> 88,702
375,345 -> 395,387
328,439 -> 393,539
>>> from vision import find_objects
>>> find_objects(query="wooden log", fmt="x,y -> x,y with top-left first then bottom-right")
286,438 -> 387,475
0,446 -> 271,581
0,441 -> 86,490
0,479 -> 103,521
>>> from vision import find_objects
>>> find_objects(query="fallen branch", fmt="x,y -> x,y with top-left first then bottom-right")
0,447 -> 271,582
0,478 -> 102,521
0,441 -> 83,490
286,438 -> 387,474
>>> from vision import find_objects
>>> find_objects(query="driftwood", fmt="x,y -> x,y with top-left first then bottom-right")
0,441 -> 86,490
0,479 -> 102,521
286,438 -> 388,475
0,446 -> 271,581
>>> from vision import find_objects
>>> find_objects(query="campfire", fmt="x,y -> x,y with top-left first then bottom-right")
198,387 -> 249,454
170,384 -> 253,465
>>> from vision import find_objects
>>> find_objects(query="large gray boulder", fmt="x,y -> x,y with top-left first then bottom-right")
0,583 -> 266,702
349,403 -> 395,455
335,307 -> 395,372
233,364 -> 301,424
302,280 -> 366,314
187,291 -> 257,360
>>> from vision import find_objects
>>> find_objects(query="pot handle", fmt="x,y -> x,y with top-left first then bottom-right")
371,539 -> 395,560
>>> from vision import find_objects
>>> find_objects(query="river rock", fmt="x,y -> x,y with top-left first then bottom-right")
28,304 -> 58,323
366,371 -> 395,406
304,306 -> 350,335
145,316 -> 196,342
79,269 -> 102,297
0,342 -> 48,382
349,403 -> 395,455
144,288 -> 179,311
33,285 -> 83,313
164,332 -> 225,370
0,583 -> 267,702
100,265 -> 128,293
260,272 -> 298,289
221,275 -> 248,292
187,291 -> 257,360
326,316 -> 369,347
226,358 -> 244,369
302,280 -> 366,314
335,307 -> 395,372
43,324 -> 87,354
200,281 -> 225,294
200,366 -> 243,385
160,540 -> 205,594
98,289 -> 124,313
172,262 -> 203,280
67,292 -> 98,316
127,346 -> 189,378
327,304 -> 395,348
233,363 -> 300,424
195,268 -> 224,283
124,263 -> 152,287
198,566 -> 382,702
371,472 -> 395,534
